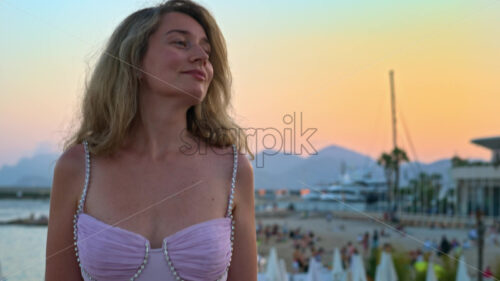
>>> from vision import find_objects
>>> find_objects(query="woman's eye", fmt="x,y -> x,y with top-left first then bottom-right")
174,40 -> 187,47
172,40 -> 210,56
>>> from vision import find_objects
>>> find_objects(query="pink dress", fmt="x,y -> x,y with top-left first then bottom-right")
73,141 -> 238,281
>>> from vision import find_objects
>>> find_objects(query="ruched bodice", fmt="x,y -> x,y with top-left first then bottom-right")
73,141 -> 239,281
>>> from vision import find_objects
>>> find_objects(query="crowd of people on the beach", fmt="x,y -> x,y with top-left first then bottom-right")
256,219 -> 389,273
256,216 -> 500,276
256,220 -> 324,273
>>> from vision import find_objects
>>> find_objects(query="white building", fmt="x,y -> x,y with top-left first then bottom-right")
452,136 -> 500,217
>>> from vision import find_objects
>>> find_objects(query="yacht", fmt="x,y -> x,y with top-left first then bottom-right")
320,173 -> 387,203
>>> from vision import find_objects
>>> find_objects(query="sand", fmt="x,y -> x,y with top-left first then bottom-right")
256,212 -> 500,276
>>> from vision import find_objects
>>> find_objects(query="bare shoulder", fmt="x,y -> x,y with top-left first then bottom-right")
52,144 -> 86,208
208,144 -> 254,204
234,149 -> 254,205
235,151 -> 254,189
56,144 -> 85,173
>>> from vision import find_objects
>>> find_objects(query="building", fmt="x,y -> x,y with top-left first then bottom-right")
452,136 -> 500,217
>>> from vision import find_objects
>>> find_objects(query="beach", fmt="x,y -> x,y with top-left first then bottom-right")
256,210 -> 500,276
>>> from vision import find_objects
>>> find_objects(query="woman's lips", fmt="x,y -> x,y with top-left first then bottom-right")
182,70 -> 206,81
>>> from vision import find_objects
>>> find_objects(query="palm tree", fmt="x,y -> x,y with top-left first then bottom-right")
377,147 -> 410,212
451,155 -> 468,168
377,152 -> 395,211
409,172 -> 442,214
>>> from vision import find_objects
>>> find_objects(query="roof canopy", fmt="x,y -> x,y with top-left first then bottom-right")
471,136 -> 500,150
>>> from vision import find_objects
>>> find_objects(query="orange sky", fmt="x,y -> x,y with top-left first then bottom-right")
0,0 -> 499,166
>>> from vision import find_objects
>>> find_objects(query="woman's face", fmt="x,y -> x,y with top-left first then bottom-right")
140,12 -> 213,103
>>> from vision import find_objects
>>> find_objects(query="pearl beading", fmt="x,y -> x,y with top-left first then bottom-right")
73,140 -> 96,280
73,141 -> 238,281
162,143 -> 238,281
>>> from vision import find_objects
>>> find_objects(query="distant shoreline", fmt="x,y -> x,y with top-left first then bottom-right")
0,186 -> 50,199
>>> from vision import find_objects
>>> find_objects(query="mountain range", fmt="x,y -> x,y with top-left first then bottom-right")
0,144 -> 455,190
250,145 -> 454,190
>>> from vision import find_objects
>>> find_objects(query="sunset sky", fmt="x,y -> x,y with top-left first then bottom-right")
0,0 -> 499,167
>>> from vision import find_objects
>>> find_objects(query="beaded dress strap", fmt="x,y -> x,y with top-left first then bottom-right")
225,144 -> 238,218
76,140 -> 91,215
74,140 -> 99,280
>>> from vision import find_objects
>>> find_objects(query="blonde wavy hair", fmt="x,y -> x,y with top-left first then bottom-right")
64,0 -> 254,160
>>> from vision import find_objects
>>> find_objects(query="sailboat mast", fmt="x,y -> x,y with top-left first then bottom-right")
389,70 -> 400,212
389,70 -> 397,150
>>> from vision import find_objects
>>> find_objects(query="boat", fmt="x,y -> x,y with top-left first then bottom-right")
301,190 -> 322,200
320,184 -> 365,202
320,173 -> 388,203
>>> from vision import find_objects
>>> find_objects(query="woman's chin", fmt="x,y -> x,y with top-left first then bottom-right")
183,87 -> 206,103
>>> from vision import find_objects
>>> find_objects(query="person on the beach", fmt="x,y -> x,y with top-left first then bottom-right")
372,229 -> 379,249
362,231 -> 370,254
438,235 -> 451,256
483,265 -> 493,281
45,1 -> 257,280
293,244 -> 307,272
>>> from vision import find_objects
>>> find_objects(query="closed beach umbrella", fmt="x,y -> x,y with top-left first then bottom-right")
279,259 -> 289,281
265,247 -> 283,281
456,255 -> 471,281
332,248 -> 345,281
426,261 -> 438,281
350,254 -> 368,281
306,257 -> 322,281
375,252 -> 398,281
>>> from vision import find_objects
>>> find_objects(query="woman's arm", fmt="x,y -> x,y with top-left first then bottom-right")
227,153 -> 258,281
45,145 -> 85,280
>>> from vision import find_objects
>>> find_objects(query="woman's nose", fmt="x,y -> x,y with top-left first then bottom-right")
190,45 -> 209,65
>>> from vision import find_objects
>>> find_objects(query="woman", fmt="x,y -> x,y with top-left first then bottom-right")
45,0 -> 257,280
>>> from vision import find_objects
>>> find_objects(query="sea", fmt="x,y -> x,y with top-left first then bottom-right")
0,199 -> 50,281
